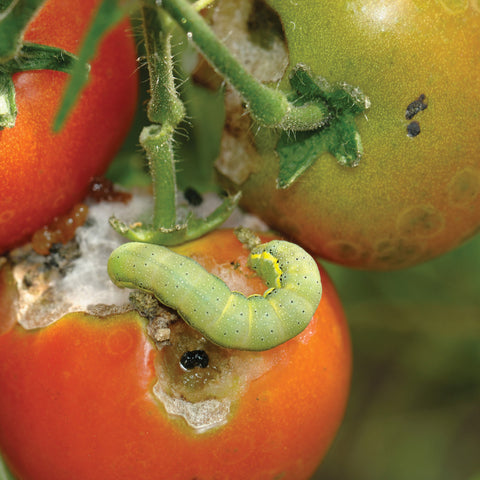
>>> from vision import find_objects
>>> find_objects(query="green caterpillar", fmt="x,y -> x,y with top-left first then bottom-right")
107,240 -> 322,351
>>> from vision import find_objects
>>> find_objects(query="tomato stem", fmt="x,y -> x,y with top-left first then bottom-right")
142,5 -> 185,127
109,1 -> 240,244
140,4 -> 182,229
161,0 -> 329,131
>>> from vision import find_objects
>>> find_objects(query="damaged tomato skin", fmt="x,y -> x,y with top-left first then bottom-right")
0,0 -> 138,254
234,1 -> 480,270
0,229 -> 351,480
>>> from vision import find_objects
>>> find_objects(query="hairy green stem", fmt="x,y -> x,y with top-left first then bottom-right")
140,124 -> 177,229
161,0 -> 289,127
140,3 -> 185,230
141,3 -> 185,126
161,0 -> 329,131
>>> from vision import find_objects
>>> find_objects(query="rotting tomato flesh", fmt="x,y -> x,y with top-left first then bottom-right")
0,229 -> 351,480
0,0 -> 138,253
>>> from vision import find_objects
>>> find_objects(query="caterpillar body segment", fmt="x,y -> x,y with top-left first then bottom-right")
107,240 -> 322,351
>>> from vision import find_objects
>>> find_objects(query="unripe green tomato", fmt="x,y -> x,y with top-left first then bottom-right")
222,0 -> 480,270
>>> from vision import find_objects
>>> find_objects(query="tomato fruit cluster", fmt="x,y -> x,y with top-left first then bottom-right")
0,0 -> 138,253
0,229 -> 351,480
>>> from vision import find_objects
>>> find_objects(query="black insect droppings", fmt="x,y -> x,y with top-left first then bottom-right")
407,121 -> 421,137
405,94 -> 428,120
180,350 -> 209,369
183,187 -> 203,206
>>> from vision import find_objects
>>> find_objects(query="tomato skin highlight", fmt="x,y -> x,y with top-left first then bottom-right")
0,229 -> 351,480
229,0 -> 480,270
0,0 -> 138,254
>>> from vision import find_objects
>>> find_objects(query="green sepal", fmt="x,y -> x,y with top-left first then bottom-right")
275,64 -> 369,189
109,192 -> 241,246
289,64 -> 368,115
0,42 -> 82,75
0,72 -> 16,129
0,43 -> 86,129
276,115 -> 364,188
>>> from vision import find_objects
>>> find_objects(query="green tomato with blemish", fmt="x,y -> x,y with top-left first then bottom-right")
220,0 -> 480,270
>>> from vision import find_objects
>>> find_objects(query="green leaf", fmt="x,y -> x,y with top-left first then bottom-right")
53,0 -> 135,131
275,64 -> 369,189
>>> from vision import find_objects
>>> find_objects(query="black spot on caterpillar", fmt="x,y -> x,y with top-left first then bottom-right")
107,240 -> 322,351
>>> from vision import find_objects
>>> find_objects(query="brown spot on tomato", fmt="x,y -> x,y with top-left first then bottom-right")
374,237 -> 426,267
0,210 -> 15,223
31,203 -> 89,255
448,168 -> 480,207
397,205 -> 445,238
323,239 -> 367,263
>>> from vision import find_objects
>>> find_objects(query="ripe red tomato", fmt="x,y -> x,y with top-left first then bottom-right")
0,0 -> 138,254
0,229 -> 351,480
218,0 -> 480,270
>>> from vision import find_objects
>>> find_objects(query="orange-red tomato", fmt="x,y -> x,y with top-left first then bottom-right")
0,229 -> 351,480
0,0 -> 138,253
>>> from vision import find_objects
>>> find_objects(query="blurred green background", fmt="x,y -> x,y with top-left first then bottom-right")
316,236 -> 480,480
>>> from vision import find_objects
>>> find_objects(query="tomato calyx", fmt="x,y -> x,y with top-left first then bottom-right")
0,42 -> 82,76
109,190 -> 242,246
0,43 -> 85,128
0,0 -> 45,63
204,0 -> 370,189
107,4 -> 243,247
0,23 -> 87,129
275,64 -> 370,187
